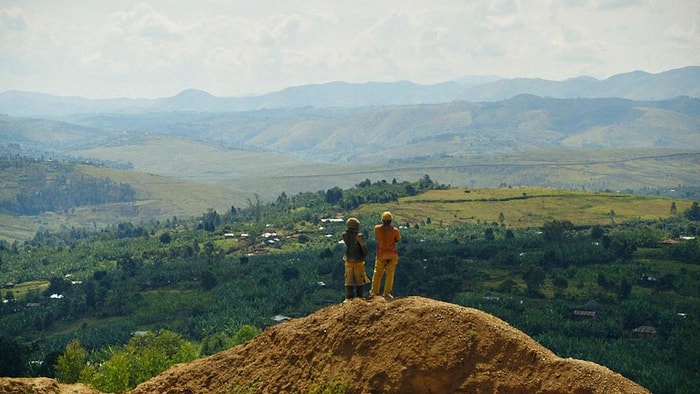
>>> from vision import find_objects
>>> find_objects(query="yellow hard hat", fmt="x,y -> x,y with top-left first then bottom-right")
381,211 -> 392,222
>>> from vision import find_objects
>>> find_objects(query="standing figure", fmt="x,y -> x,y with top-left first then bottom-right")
342,217 -> 370,301
370,211 -> 401,299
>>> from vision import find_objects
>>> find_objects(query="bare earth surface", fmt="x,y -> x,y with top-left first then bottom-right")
0,377 -> 101,394
1,296 -> 651,394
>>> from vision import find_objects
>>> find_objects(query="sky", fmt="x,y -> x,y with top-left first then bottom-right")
1,0 -> 698,99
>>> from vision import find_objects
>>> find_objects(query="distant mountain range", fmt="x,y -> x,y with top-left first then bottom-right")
1,66 -> 698,117
2,94 -> 699,164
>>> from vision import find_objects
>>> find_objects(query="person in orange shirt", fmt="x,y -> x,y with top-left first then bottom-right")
370,211 -> 401,299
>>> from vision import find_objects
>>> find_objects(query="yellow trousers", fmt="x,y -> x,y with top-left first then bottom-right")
371,257 -> 398,296
344,260 -> 370,286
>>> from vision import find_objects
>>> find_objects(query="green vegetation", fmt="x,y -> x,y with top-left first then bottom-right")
0,156 -> 253,241
0,156 -> 135,216
308,379 -> 351,394
0,174 -> 698,394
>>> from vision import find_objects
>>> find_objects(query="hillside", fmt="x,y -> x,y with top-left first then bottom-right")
0,178 -> 697,393
2,95 -> 698,212
56,97 -> 700,162
1,297 -> 650,394
0,158 -> 249,241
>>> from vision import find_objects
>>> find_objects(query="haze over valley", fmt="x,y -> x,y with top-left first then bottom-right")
1,66 -> 699,239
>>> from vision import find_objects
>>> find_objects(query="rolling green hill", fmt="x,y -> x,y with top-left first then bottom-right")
2,150 -> 699,242
0,158 -> 248,241
358,187 -> 694,229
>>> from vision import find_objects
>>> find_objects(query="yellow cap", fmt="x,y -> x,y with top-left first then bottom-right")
381,211 -> 392,222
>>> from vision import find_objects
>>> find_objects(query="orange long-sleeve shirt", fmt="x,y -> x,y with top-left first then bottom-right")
374,223 -> 401,259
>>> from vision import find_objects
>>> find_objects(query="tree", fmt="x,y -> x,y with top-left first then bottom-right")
200,270 -> 218,290
247,194 -> 263,223
0,336 -> 31,377
200,332 -> 229,356
325,187 -> 343,205
230,325 -> 261,347
281,266 -> 300,281
159,232 -> 172,244
89,330 -> 198,392
56,339 -> 87,384
618,279 -> 632,300
590,224 -> 605,239
541,220 -> 574,260
522,263 -> 545,296
684,201 -> 700,220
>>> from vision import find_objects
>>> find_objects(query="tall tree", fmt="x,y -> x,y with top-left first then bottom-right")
55,339 -> 87,384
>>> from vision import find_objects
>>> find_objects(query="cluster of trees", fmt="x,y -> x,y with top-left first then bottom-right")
0,176 -> 698,393
14,176 -> 135,215
0,157 -> 135,215
51,326 -> 258,392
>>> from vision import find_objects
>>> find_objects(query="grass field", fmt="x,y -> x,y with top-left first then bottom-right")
3,280 -> 49,299
357,187 -> 693,229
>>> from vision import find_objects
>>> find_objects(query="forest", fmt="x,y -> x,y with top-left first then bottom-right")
0,175 -> 699,393
0,157 -> 136,215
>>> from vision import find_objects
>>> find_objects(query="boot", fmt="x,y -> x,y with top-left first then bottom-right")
355,285 -> 364,299
344,286 -> 354,301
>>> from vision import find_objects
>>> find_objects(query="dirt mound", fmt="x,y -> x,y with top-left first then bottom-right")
0,377 -> 100,394
0,297 -> 650,393
128,296 -> 649,394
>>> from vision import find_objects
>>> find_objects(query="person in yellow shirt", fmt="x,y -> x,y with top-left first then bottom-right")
342,217 -> 370,301
370,211 -> 401,299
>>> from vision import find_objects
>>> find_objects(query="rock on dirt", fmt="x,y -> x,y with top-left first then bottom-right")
1,296 -> 651,393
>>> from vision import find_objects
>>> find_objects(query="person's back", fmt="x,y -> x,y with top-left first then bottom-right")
374,222 -> 400,259
342,217 -> 369,301
370,211 -> 401,298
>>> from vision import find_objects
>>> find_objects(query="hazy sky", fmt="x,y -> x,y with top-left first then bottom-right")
1,0 -> 698,99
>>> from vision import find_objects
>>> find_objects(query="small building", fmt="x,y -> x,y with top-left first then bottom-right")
633,325 -> 657,339
271,314 -> 291,323
571,299 -> 601,320
132,331 -> 149,337
573,310 -> 598,319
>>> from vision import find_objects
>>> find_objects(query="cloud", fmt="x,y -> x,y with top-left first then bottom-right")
0,0 -> 697,98
594,0 -> 646,10
0,7 -> 27,32
106,3 -> 183,41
